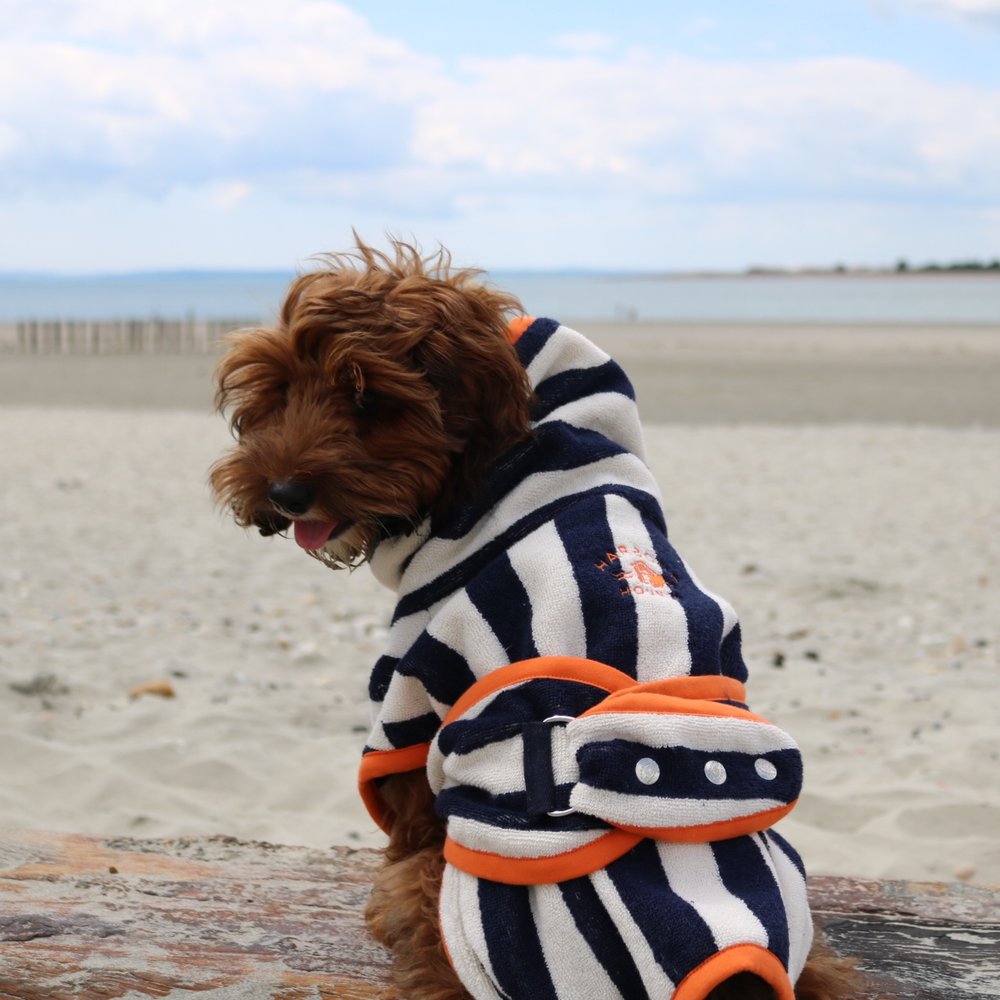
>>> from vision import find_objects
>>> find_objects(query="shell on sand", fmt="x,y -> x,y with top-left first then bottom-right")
128,679 -> 177,700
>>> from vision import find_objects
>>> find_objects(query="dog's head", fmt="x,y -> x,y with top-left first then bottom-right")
209,238 -> 534,570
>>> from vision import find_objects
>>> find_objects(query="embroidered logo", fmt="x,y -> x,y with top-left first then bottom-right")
593,545 -> 679,599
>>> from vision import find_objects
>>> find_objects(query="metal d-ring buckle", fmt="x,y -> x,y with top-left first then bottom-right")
542,715 -> 577,817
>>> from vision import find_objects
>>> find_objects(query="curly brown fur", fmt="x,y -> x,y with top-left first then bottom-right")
210,237 -> 533,568
366,771 -> 468,1000
792,939 -> 862,1000
212,237 -> 862,999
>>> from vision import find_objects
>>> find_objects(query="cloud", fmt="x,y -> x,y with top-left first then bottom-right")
413,52 -> 1000,205
0,0 -> 435,195
892,0 -> 1000,25
211,181 -> 253,210
1,0 -> 999,224
912,0 -> 1000,10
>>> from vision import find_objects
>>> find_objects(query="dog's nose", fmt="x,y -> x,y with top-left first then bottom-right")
267,480 -> 315,517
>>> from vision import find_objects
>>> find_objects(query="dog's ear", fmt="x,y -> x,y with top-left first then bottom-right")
334,348 -> 443,422
335,356 -> 381,415
348,361 -> 370,412
410,319 -> 533,453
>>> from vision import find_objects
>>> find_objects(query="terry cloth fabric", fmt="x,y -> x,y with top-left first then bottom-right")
427,661 -> 811,1000
358,318 -> 813,999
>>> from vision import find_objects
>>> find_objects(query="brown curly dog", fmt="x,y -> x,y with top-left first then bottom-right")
210,238 -> 860,1000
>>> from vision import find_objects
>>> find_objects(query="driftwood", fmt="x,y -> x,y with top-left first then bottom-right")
0,830 -> 997,999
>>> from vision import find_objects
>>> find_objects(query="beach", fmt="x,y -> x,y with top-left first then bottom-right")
1,321 -> 997,888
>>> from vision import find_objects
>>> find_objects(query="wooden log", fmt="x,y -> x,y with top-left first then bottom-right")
1,831 -> 997,999
0,831 -> 391,999
811,877 -> 1000,999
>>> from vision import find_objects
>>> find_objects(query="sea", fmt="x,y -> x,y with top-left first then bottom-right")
0,271 -> 998,325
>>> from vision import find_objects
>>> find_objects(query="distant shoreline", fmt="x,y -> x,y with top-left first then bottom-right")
639,263 -> 1000,280
2,264 -> 999,282
685,265 -> 1000,280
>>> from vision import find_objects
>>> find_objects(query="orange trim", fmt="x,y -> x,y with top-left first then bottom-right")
581,690 -> 771,726
608,674 -> 747,704
612,801 -> 798,844
443,827 -> 641,885
358,743 -> 431,831
440,656 -> 635,728
505,315 -> 535,344
674,944 -> 794,1000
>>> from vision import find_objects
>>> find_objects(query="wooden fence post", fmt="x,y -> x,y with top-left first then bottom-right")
4,317 -> 261,354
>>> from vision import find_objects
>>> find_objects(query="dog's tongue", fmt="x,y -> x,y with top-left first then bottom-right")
293,520 -> 339,551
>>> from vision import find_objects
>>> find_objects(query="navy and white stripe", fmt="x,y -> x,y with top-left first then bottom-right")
364,319 -> 747,756
441,833 -> 812,1000
361,319 -> 811,998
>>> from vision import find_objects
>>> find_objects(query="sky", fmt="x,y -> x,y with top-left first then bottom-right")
0,0 -> 998,273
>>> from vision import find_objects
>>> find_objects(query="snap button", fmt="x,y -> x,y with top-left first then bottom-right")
635,757 -> 660,785
755,758 -> 778,780
704,760 -> 727,785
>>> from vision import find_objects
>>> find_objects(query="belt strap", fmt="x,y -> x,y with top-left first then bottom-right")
426,656 -> 803,885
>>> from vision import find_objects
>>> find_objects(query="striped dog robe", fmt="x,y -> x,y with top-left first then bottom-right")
359,318 -> 813,999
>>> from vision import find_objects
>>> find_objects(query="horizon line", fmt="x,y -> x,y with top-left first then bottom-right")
2,261 -> 999,281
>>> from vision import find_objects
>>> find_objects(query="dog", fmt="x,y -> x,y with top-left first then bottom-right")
210,238 -> 860,1000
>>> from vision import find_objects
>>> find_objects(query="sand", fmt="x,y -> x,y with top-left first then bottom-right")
1,322 -> 998,889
